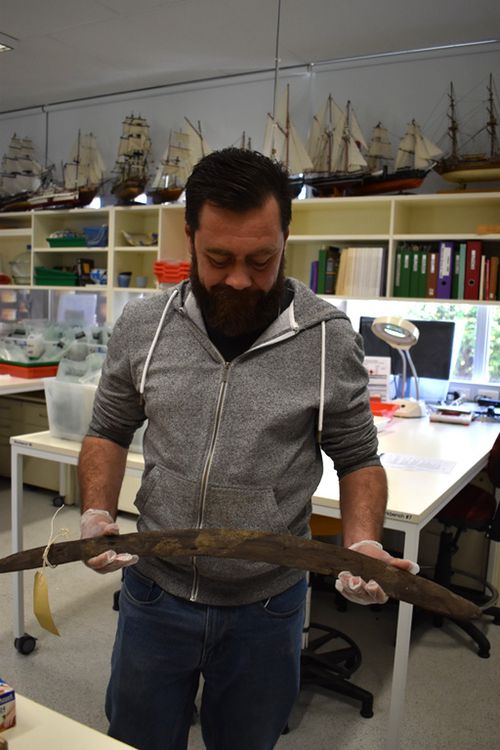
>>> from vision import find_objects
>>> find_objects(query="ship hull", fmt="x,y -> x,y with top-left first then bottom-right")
435,157 -> 500,184
0,191 -> 33,212
149,186 -> 184,204
112,179 -> 148,205
353,168 -> 430,196
28,187 -> 98,210
0,186 -> 98,212
288,176 -> 304,199
305,171 -> 366,197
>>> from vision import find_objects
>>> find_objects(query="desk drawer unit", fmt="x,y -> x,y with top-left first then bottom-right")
0,394 -> 59,490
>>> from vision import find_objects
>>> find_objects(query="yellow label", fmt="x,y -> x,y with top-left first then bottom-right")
33,571 -> 60,636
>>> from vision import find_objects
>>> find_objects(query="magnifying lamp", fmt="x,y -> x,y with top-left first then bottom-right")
371,316 -> 427,418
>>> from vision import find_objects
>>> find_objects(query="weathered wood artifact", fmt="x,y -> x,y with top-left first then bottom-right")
0,528 -> 481,620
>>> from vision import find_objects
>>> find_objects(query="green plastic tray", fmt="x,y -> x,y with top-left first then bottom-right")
34,279 -> 77,286
47,237 -> 87,247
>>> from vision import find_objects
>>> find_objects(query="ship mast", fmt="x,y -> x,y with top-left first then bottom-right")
327,95 -> 334,172
486,73 -> 498,159
75,129 -> 81,188
343,101 -> 352,173
447,82 -> 459,160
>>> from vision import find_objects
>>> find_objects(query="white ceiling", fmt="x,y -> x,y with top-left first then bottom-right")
0,0 -> 498,113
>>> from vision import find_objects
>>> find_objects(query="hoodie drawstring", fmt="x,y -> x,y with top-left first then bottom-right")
317,320 -> 326,444
139,288 -> 179,396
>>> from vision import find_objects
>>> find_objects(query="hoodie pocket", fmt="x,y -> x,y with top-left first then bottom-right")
134,466 -> 290,583
196,483 -> 290,582
134,464 -> 200,530
202,483 -> 288,533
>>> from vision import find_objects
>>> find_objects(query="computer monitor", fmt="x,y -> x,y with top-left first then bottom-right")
359,316 -> 456,400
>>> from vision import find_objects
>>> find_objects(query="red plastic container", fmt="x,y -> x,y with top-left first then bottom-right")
369,398 -> 400,418
153,260 -> 191,284
0,362 -> 59,378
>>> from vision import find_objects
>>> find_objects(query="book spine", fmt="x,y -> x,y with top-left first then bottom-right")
324,246 -> 341,294
451,244 -> 460,299
393,245 -> 402,297
488,255 -> 499,301
399,245 -> 411,297
426,251 -> 438,298
436,240 -> 454,299
464,240 -> 482,300
457,241 -> 467,299
418,248 -> 428,298
409,245 -> 420,298
317,248 -> 327,294
309,260 -> 318,293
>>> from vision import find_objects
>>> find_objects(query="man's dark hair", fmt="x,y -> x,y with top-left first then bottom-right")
185,148 -> 292,233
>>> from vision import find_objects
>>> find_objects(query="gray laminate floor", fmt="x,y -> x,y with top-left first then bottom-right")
0,479 -> 499,749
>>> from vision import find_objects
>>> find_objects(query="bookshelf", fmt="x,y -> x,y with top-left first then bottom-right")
287,193 -> 500,304
0,193 -> 499,328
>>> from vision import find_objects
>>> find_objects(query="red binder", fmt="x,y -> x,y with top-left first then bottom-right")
464,241 -> 482,300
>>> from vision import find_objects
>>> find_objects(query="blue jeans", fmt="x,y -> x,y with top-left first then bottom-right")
106,566 -> 307,750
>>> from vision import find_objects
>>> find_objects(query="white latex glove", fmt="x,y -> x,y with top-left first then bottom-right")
80,508 -> 138,574
335,540 -> 420,605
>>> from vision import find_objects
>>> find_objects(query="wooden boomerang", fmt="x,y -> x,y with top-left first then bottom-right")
0,528 -> 481,620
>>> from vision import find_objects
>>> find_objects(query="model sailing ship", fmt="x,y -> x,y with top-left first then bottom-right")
0,134 -> 44,211
0,131 -> 106,211
304,95 -> 369,196
355,120 -> 442,195
28,131 -> 106,209
435,74 -> 500,185
111,114 -> 152,204
148,119 -> 210,204
262,85 -> 313,197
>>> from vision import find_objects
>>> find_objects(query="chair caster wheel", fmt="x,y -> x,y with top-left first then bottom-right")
14,634 -> 37,655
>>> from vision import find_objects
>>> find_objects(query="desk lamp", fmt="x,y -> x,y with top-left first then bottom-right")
371,316 -> 427,418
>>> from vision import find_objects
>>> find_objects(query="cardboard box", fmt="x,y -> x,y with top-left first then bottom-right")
0,679 -> 15,731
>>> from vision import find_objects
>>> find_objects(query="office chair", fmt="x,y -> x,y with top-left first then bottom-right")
433,432 -> 500,658
300,514 -> 374,718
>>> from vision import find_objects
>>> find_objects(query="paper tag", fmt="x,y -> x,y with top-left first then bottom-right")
33,571 -> 60,636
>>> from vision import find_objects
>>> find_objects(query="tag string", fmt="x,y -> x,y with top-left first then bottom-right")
42,505 -> 70,570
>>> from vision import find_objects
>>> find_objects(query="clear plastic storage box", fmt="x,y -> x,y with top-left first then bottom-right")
44,379 -> 145,451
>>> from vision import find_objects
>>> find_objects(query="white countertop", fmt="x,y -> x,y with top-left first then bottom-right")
3,694 -> 135,749
11,417 -> 500,526
312,416 -> 499,524
0,376 -> 47,395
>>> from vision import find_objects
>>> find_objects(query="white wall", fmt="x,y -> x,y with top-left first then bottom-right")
1,44 -> 498,198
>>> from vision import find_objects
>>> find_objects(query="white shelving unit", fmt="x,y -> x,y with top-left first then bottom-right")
0,192 -> 499,326
286,193 -> 500,304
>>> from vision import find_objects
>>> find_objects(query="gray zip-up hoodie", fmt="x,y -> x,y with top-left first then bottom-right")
88,278 -> 380,605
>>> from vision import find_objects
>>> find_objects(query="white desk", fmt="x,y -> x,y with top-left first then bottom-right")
3,694 -> 134,748
9,419 -> 500,750
0,376 -> 47,396
313,417 -> 499,749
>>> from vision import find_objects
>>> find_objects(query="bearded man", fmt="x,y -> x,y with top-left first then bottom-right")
78,147 -> 416,750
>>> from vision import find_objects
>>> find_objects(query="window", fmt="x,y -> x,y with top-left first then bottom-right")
340,298 -> 499,396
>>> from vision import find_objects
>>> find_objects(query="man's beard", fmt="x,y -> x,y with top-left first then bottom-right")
190,251 -> 286,337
